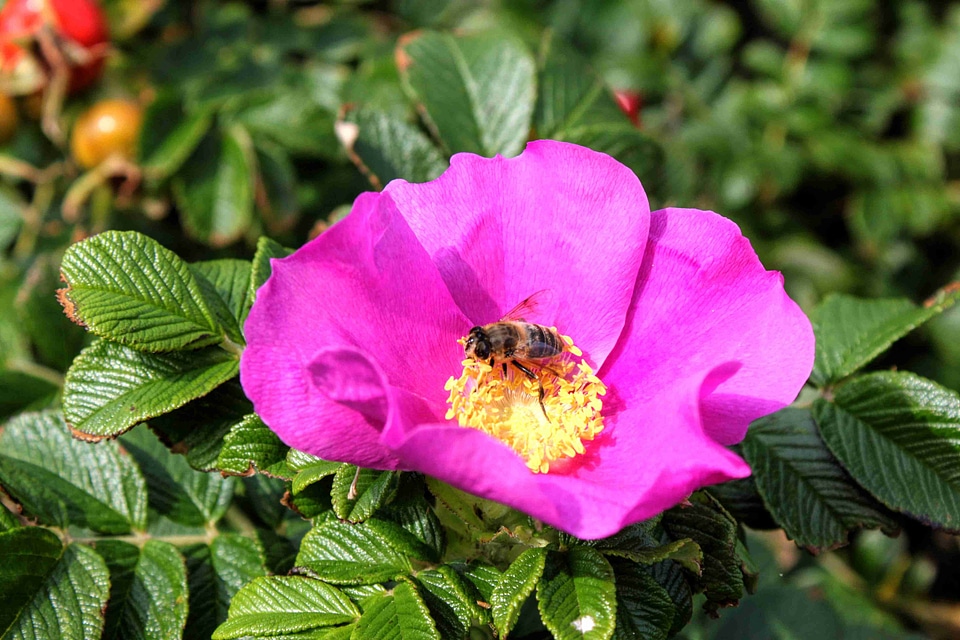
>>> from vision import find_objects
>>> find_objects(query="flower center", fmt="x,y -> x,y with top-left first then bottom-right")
444,332 -> 607,473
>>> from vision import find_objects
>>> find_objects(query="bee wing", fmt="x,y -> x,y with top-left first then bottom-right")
500,289 -> 557,322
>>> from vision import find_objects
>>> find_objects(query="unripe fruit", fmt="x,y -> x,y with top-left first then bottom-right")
70,99 -> 141,168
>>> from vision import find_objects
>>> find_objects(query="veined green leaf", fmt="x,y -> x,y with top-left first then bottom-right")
416,566 -> 488,640
534,33 -> 627,139
397,29 -> 536,157
139,94 -> 214,181
212,575 -> 358,639
58,230 -> 225,352
0,411 -> 147,533
190,259 -> 251,345
0,530 -> 109,640
63,339 -> 239,439
609,560 -> 674,640
120,427 -> 236,526
662,493 -> 746,614
173,126 -> 255,248
352,582 -> 440,640
296,520 -> 413,585
602,538 -> 703,574
811,288 -> 960,385
0,371 -> 59,421
96,540 -> 189,640
216,413 -> 290,477
183,535 -> 267,640
331,466 -> 399,523
649,561 -> 693,636
337,106 -> 447,189
743,407 -> 898,550
491,547 -> 547,638
536,547 -> 617,640
148,379 -> 254,472
814,371 -> 960,529
249,236 -> 293,305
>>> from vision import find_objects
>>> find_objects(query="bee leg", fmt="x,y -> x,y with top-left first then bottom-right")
511,361 -> 549,420
502,362 -> 508,376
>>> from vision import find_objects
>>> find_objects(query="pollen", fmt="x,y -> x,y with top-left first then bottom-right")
444,332 -> 606,473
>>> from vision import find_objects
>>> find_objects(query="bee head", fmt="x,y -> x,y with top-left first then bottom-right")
464,326 -> 491,361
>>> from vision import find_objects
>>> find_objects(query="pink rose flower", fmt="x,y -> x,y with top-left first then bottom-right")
240,140 -> 814,539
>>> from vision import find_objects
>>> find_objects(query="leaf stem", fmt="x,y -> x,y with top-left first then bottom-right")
220,334 -> 245,358
6,359 -> 65,387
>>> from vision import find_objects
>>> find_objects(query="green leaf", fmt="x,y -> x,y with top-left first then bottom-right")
296,520 -> 414,585
58,230 -> 225,352
455,562 -> 501,604
15,253 -> 86,370
662,493 -> 746,614
173,126 -> 255,248
0,182 -> 24,251
120,427 -> 236,526
365,518 -> 439,564
397,29 -> 536,157
534,33 -> 627,139
706,476 -> 778,530
811,289 -> 960,385
183,535 -> 267,640
337,106 -> 448,189
0,411 -> 147,533
234,89 -> 338,158
813,371 -> 960,529
378,488 -> 445,563
352,581 -> 440,640
0,531 -> 109,640
290,458 -> 342,494
191,259 -> 252,343
742,407 -> 898,550
139,94 -> 215,181
96,540 -> 189,640
255,142 -> 300,235
216,413 -> 290,477
0,506 -> 17,531
602,539 -> 703,574
243,473 -> 291,530
63,339 -> 239,439
415,566 -> 488,640
424,477 -> 485,533
148,379 -> 254,472
248,236 -> 293,316
609,560 -> 674,640
537,547 -> 617,640
649,561 -> 693,636
0,371 -> 59,421
491,547 -> 547,638
331,466 -> 400,523
212,575 -> 358,639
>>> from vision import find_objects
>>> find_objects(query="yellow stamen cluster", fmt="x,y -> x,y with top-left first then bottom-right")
444,333 -> 607,473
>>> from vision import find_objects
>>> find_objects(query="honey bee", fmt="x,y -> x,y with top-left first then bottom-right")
462,291 -> 562,415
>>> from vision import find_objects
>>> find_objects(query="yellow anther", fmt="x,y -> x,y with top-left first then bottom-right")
444,337 -> 607,473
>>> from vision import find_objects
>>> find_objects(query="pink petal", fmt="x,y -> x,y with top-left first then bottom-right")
240,192 -> 470,467
601,207 -> 814,447
384,139 -> 650,367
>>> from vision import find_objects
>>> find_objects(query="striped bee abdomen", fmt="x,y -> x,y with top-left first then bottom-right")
520,323 -> 563,359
